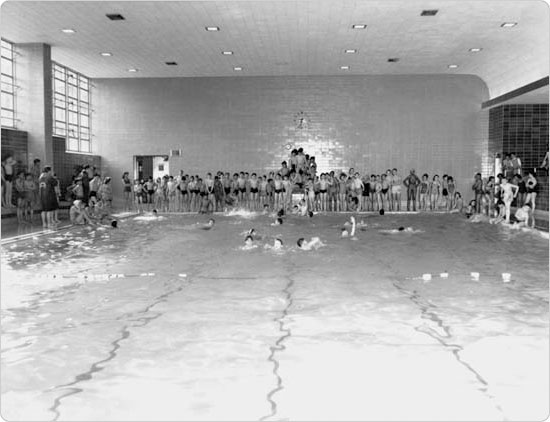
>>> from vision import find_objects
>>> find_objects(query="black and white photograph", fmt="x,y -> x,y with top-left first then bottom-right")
0,0 -> 549,420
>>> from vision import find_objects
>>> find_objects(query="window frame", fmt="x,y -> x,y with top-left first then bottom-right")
1,38 -> 16,129
52,61 -> 92,154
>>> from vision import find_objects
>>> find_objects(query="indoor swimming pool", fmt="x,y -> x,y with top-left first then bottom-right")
1,212 -> 548,421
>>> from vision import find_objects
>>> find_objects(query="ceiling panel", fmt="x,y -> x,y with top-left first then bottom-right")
0,0 -> 548,98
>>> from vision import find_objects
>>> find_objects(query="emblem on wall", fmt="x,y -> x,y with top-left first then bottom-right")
293,111 -> 310,130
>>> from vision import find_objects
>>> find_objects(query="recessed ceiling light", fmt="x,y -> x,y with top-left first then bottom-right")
106,13 -> 125,21
345,49 -> 357,54
128,68 -> 139,72
165,61 -> 178,66
233,66 -> 243,71
61,28 -> 76,34
448,64 -> 459,69
352,24 -> 367,29
469,48 -> 483,52
501,22 -> 517,28
388,58 -> 399,62
340,65 -> 350,70
421,10 -> 438,16
205,26 -> 220,31
100,52 -> 113,57
221,51 -> 234,55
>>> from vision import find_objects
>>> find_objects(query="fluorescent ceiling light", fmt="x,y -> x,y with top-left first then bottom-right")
233,66 -> 243,71
448,64 -> 459,69
345,49 -> 357,54
340,65 -> 350,70
61,28 -> 76,33
469,48 -> 483,52
222,51 -> 234,55
352,24 -> 367,29
501,22 -> 517,28
205,26 -> 220,31
100,52 -> 113,56
128,68 -> 139,72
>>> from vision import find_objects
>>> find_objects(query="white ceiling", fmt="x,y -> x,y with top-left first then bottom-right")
1,0 -> 548,99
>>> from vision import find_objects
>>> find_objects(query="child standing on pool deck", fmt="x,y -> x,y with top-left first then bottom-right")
391,168 -> 402,211
429,175 -> 440,211
122,172 -> 132,211
23,173 -> 36,222
419,174 -> 429,211
134,179 -> 144,213
524,171 -> 538,212
338,173 -> 348,212
447,176 -> 456,211
500,177 -> 519,223
472,173 -> 484,214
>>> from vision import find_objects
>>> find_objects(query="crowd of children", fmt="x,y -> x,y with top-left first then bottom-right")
122,148 -> 473,215
467,169 -> 539,228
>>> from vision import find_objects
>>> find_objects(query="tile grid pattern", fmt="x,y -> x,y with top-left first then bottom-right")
489,104 -> 549,211
1,128 -> 29,174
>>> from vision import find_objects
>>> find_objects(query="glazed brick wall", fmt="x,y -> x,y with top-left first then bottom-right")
93,74 -> 489,205
1,128 -> 29,174
488,104 -> 549,211
52,136 -> 102,196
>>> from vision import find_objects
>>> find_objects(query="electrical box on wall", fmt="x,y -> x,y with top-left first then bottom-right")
170,149 -> 182,157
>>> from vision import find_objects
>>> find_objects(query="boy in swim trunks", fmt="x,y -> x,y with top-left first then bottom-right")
391,168 -> 402,211
403,169 -> 420,211
500,177 -> 519,223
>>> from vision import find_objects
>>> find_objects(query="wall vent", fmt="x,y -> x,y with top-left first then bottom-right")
170,149 -> 182,157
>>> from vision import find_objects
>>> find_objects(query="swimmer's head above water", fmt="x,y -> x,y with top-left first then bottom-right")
111,220 -> 118,228
297,238 -> 305,248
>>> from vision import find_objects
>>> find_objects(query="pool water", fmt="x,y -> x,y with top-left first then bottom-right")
1,212 -> 548,421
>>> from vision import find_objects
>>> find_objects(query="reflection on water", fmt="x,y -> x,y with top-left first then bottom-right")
1,213 -> 548,421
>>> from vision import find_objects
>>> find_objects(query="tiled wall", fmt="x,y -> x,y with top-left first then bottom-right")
489,104 -> 549,211
93,74 -> 489,205
52,136 -> 102,196
1,128 -> 29,175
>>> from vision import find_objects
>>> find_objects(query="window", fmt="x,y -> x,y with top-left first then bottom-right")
52,62 -> 91,153
1,39 -> 16,128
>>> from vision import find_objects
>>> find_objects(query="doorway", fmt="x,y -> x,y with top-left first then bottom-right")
134,155 -> 170,181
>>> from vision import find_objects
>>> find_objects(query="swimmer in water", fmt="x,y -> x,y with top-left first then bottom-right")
271,217 -> 283,226
264,238 -> 284,251
341,216 -> 356,237
199,218 -> 215,230
297,237 -> 325,250
379,226 -> 420,234
511,204 -> 532,229
69,200 -> 93,225
241,235 -> 258,250
490,199 -> 506,225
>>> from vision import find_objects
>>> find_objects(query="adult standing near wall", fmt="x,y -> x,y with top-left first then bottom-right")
38,166 -> 58,229
30,158 -> 42,207
510,153 -> 522,176
1,154 -> 17,208
122,172 -> 132,211
403,169 -> 420,212
80,164 -> 91,203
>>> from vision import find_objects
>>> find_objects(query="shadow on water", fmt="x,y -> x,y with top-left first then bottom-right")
392,281 -> 506,419
261,275 -> 295,421
46,276 -> 191,421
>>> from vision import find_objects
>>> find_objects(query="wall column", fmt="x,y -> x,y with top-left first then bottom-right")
16,43 -> 53,166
